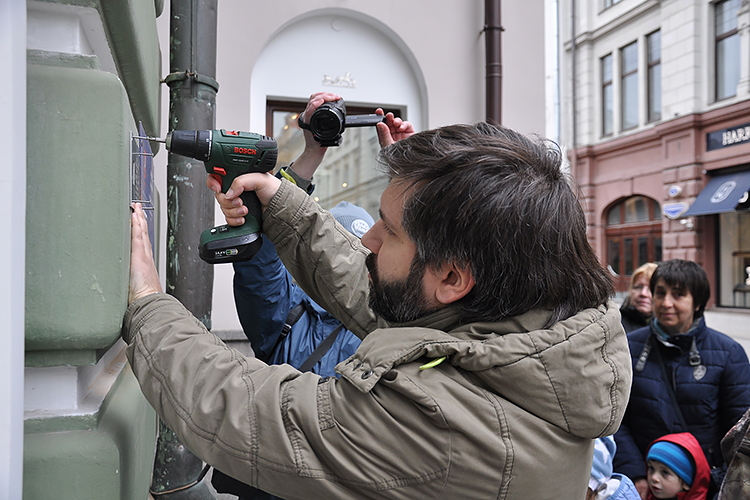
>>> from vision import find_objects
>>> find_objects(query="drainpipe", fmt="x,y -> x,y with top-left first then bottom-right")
150,0 -> 219,498
485,0 -> 503,125
570,0 -> 578,167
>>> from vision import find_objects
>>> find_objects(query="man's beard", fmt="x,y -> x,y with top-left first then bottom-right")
365,252 -> 437,323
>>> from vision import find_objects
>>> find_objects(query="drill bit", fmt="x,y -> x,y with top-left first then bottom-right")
134,135 -> 166,143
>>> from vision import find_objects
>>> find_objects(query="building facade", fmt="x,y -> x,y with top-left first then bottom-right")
558,0 -> 750,310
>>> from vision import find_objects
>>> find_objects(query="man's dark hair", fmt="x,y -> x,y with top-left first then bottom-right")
649,259 -> 711,318
378,122 -> 614,327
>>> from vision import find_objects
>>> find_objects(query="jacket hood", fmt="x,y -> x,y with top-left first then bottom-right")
337,300 -> 632,439
645,433 -> 711,500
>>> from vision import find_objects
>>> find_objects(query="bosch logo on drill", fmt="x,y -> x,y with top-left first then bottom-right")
234,146 -> 257,156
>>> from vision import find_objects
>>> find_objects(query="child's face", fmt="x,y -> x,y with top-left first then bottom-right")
647,460 -> 689,499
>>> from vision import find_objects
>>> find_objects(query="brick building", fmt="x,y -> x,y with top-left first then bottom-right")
557,0 -> 750,309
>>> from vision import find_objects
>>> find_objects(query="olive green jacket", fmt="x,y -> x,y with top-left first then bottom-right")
123,180 -> 632,499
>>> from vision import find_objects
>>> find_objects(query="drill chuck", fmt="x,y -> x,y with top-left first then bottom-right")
165,130 -> 213,162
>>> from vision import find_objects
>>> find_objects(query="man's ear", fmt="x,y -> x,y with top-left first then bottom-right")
434,262 -> 475,305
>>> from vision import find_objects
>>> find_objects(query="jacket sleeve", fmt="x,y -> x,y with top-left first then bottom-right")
123,293 -> 319,491
232,235 -> 296,363
262,180 -> 382,339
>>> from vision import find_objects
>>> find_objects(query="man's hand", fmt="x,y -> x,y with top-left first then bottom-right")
376,109 -> 415,148
129,203 -> 162,303
291,91 -> 342,179
207,172 -> 282,227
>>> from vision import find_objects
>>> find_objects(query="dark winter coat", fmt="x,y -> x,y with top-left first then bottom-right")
620,301 -> 651,333
614,318 -> 750,489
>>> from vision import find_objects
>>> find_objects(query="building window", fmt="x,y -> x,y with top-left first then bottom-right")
716,0 -> 741,101
647,30 -> 661,123
602,54 -> 613,137
621,41 -> 638,131
606,196 -> 662,291
720,212 -> 750,308
603,0 -> 622,8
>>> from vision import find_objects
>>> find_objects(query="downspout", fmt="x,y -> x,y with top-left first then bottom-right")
485,0 -> 503,124
149,0 -> 219,498
570,0 -> 578,167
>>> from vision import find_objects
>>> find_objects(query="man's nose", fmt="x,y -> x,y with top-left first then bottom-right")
360,222 -> 382,254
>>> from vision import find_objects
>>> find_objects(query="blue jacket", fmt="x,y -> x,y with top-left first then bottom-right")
232,235 -> 362,375
613,317 -> 750,483
600,474 -> 641,500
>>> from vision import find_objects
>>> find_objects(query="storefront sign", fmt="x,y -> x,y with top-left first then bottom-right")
707,122 -> 750,151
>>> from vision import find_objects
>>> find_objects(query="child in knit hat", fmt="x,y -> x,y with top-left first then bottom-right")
587,436 -> 641,500
645,433 -> 710,500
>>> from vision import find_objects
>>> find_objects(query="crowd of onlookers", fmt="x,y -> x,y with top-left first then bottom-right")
586,259 -> 750,500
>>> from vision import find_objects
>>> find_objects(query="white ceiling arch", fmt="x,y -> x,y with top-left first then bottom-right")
250,8 -> 427,133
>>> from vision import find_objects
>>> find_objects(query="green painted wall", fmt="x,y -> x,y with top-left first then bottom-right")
25,62 -> 133,365
25,0 -> 162,367
24,365 -> 157,500
24,0 -> 163,497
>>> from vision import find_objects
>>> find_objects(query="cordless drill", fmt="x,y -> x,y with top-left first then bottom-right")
156,129 -> 278,264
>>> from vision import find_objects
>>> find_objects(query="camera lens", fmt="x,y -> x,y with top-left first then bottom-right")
312,114 -> 340,138
309,101 -> 345,141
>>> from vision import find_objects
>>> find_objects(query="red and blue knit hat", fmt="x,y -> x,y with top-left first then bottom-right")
647,441 -> 695,486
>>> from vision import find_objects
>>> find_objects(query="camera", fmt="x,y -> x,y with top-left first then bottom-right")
298,99 -> 385,147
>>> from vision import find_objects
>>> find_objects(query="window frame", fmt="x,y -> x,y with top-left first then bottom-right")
647,30 -> 661,123
620,41 -> 639,131
601,53 -> 614,137
715,0 -> 741,102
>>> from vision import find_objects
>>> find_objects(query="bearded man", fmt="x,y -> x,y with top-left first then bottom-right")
124,100 -> 632,499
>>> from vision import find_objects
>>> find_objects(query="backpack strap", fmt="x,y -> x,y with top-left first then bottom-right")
281,303 -> 306,337
267,303 -> 307,359
299,323 -> 345,373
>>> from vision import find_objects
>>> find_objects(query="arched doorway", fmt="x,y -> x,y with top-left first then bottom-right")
249,9 -> 427,218
605,196 -> 663,291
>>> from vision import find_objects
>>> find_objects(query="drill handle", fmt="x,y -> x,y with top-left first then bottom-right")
211,173 -> 263,230
240,191 -> 263,230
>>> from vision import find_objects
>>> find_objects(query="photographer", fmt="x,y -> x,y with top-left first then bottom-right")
124,116 -> 632,499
